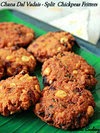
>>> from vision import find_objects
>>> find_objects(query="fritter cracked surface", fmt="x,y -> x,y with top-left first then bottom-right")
27,31 -> 75,62
34,81 -> 95,129
0,71 -> 41,116
42,52 -> 97,89
0,47 -> 36,77
0,22 -> 35,48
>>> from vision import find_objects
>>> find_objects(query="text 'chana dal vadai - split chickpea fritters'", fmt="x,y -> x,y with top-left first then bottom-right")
0,22 -> 97,130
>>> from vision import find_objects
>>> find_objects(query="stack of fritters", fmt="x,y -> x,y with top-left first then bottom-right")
0,22 -> 97,130
32,31 -> 97,129
0,22 -> 40,116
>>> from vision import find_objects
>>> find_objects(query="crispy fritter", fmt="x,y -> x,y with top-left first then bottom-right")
42,52 -> 97,89
34,81 -> 95,129
0,22 -> 35,48
27,31 -> 75,62
0,71 -> 41,116
0,47 -> 36,77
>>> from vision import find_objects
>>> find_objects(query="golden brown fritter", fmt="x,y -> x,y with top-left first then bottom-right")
0,47 -> 36,77
27,31 -> 75,62
0,71 -> 41,116
42,52 -> 97,89
34,81 -> 95,129
0,22 -> 35,48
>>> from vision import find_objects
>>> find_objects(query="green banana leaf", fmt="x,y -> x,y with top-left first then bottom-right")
0,9 -> 100,133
